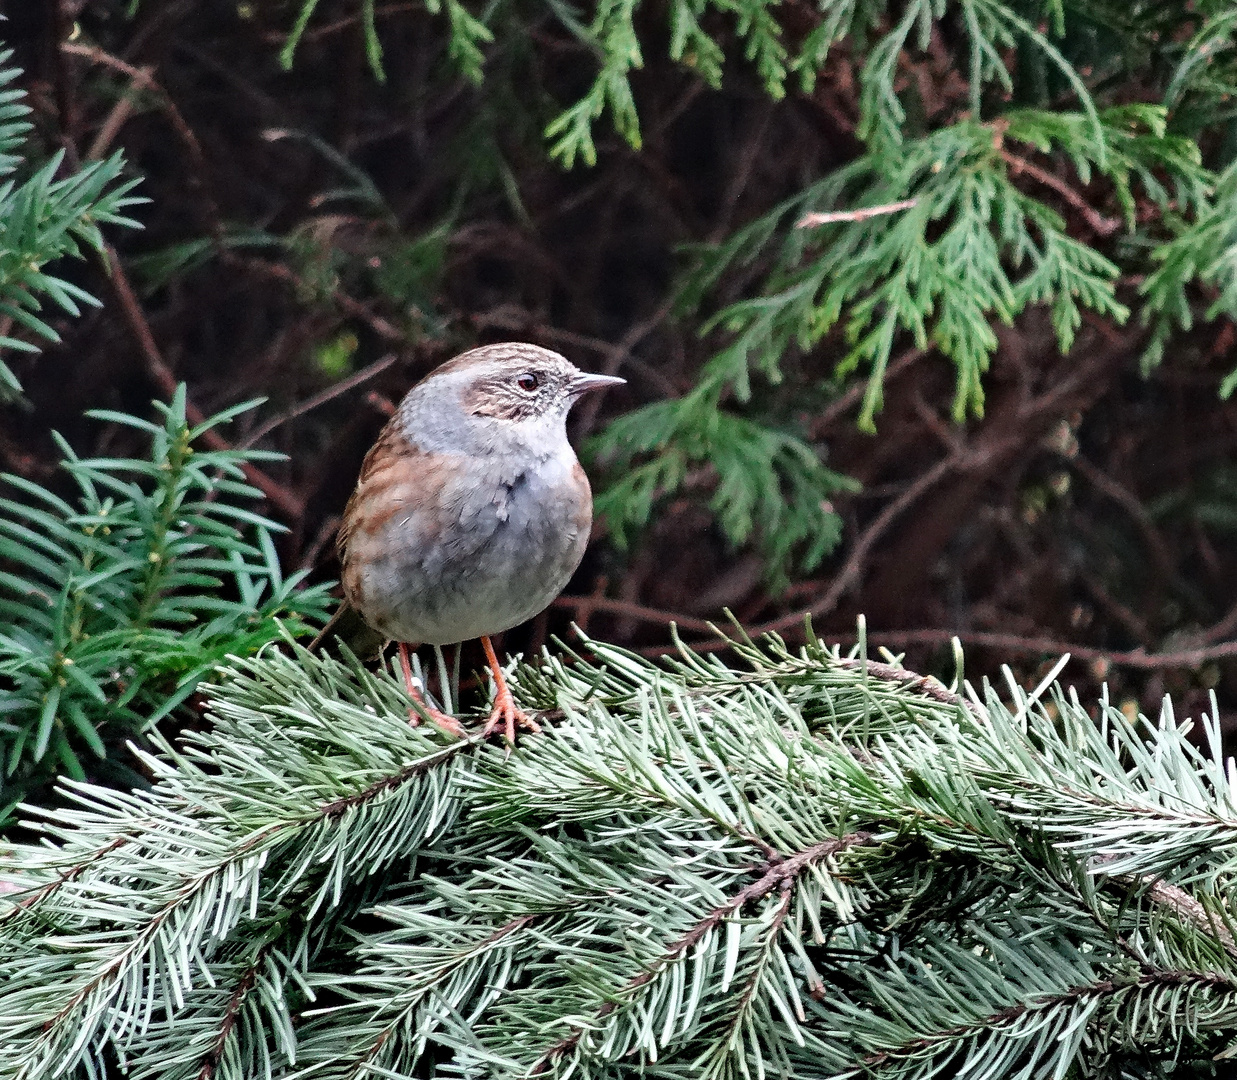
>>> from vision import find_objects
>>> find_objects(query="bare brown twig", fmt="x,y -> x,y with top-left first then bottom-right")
85,64 -> 154,161
239,353 -> 400,449
223,254 -> 405,344
1000,150 -> 1122,237
809,348 -> 923,436
1071,455 -> 1180,592
796,199 -> 918,228
748,450 -> 963,636
102,245 -> 305,519
61,43 -> 211,177
552,595 -> 718,635
260,2 -> 420,44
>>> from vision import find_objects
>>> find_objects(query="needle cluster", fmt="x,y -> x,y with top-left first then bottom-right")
2,629 -> 1236,1078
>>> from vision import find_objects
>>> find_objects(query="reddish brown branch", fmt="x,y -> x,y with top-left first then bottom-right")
809,348 -> 924,437
0,834 -> 134,922
102,246 -> 305,520
197,954 -> 264,1080
314,736 -> 478,821
746,451 -> 963,637
61,43 -> 212,182
1071,456 -> 1179,591
847,628 -> 1237,671
860,968 -> 1236,1072
239,353 -> 400,449
1001,150 -> 1122,237
261,2 -> 421,44
552,595 -> 718,635
223,254 -> 405,344
646,618 -> 1237,670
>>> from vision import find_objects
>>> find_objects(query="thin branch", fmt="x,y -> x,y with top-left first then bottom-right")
85,65 -> 154,162
239,352 -> 400,449
224,254 -> 405,343
313,736 -> 478,822
196,951 -> 266,1080
809,348 -> 923,437
61,43 -> 212,181
552,595 -> 718,635
826,655 -> 986,722
708,883 -> 796,1063
260,2 -> 420,44
635,613 -> 1237,671
1071,455 -> 1179,590
829,628 -> 1237,671
748,451 -> 963,637
856,968 -> 1236,1074
0,833 -> 135,924
796,199 -> 918,228
350,914 -> 540,1073
1090,853 -> 1237,959
1000,150 -> 1122,237
101,245 -> 306,519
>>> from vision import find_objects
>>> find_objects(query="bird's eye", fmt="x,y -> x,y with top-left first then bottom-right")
516,372 -> 540,392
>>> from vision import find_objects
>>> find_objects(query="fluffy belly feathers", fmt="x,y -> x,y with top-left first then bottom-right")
340,446 -> 591,645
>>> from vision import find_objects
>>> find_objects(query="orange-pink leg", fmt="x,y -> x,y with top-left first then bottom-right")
398,642 -> 465,737
480,635 -> 541,744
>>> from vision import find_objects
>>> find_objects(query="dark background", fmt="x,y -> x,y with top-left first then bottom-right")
5,0 -> 1237,734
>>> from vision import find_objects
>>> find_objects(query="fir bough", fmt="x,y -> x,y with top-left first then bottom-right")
0,389 -> 331,816
2,629 -> 1236,1078
0,49 -> 143,399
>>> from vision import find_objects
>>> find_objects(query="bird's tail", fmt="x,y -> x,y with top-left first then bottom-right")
308,602 -> 386,659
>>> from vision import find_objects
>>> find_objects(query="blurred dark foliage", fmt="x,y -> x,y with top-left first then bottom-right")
4,0 -> 1237,757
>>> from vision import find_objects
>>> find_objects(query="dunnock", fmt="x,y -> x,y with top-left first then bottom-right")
318,342 -> 624,741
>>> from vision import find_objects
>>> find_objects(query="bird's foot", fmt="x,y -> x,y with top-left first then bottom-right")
480,683 -> 542,744
399,642 -> 466,738
480,635 -> 541,744
407,699 -> 468,738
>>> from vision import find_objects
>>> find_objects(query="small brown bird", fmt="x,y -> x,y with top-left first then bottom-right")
318,342 -> 624,741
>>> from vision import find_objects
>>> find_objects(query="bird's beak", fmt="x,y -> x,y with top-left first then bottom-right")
569,372 -> 626,396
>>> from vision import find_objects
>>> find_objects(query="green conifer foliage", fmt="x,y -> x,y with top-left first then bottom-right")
2,633 -> 1235,1078
280,0 -> 1237,577
0,50 -> 142,400
0,390 -> 332,817
115,2 -> 1237,582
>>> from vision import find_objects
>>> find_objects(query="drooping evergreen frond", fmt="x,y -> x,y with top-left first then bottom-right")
0,388 -> 331,815
2,630 -> 1236,1077
678,107 -> 1204,433
1142,160 -> 1237,393
589,393 -> 857,584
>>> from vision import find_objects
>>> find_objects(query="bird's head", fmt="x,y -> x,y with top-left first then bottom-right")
399,343 -> 625,456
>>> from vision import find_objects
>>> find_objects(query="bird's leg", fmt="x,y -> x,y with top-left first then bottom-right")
480,635 -> 541,744
398,642 -> 466,737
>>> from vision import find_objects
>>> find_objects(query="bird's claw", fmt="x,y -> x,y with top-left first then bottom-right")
481,685 -> 541,744
407,701 -> 467,738
399,641 -> 466,738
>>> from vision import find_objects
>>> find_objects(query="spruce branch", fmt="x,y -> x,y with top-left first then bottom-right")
533,831 -> 875,1074
4,630 -> 1237,1077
